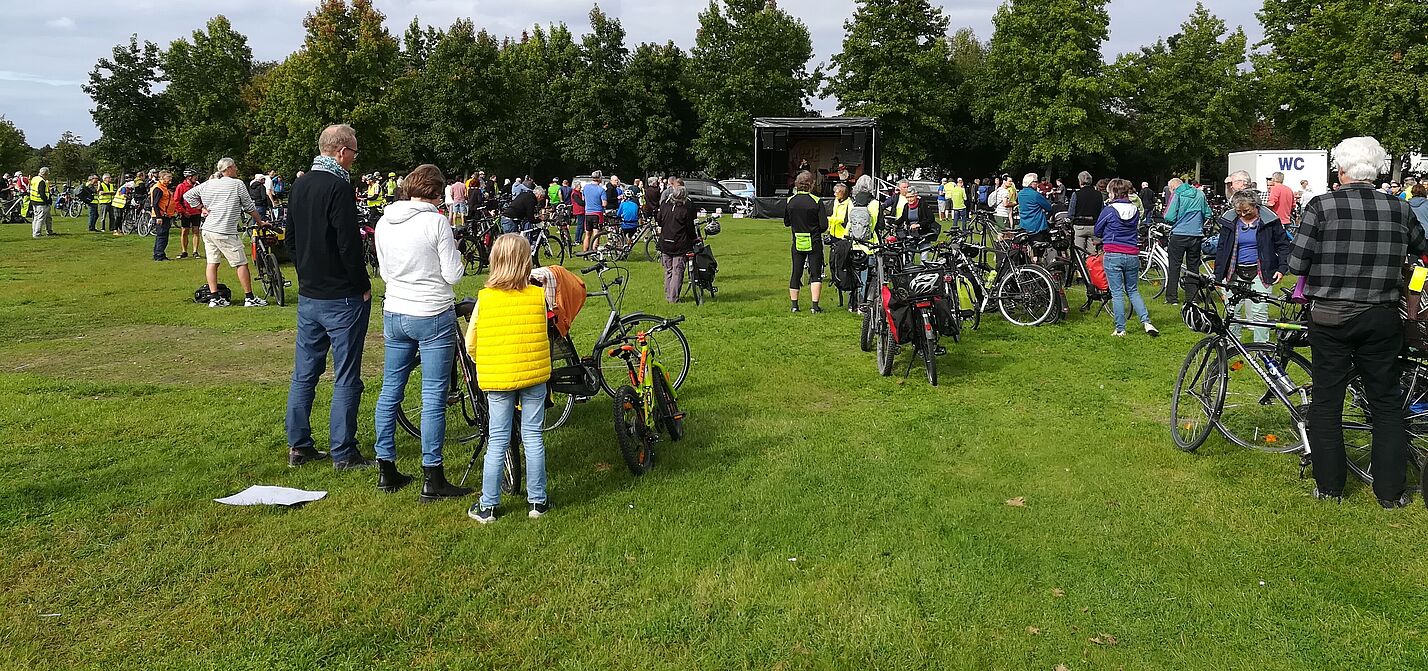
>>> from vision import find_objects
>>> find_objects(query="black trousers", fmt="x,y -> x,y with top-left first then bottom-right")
1306,304 -> 1407,500
790,241 -> 824,290
1165,234 -> 1202,302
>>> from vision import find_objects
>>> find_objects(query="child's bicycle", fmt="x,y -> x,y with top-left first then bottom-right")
608,317 -> 687,475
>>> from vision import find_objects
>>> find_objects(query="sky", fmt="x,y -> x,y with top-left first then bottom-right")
0,0 -> 1265,148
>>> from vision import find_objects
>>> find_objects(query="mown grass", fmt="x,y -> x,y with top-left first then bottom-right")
0,215 -> 1424,670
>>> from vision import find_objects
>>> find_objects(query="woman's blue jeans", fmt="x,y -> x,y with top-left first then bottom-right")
373,309 -> 457,467
1105,252 -> 1150,331
480,383 -> 548,508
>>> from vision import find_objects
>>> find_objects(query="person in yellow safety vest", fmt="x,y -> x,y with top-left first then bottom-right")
29,167 -> 54,238
384,172 -> 398,200
365,176 -> 385,208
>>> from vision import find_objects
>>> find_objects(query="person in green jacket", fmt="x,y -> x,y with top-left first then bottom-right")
1162,177 -> 1215,304
547,178 -> 562,205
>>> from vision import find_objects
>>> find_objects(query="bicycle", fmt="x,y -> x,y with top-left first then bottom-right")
245,223 -> 290,306
454,218 -> 497,275
864,232 -> 957,384
542,254 -> 693,430
1138,219 -> 1216,300
590,214 -> 661,262
609,315 -> 688,474
1339,353 -> 1428,496
1170,274 -> 1312,456
683,212 -> 722,306
522,219 -> 566,268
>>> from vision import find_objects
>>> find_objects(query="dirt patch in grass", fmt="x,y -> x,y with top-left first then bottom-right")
0,324 -> 388,387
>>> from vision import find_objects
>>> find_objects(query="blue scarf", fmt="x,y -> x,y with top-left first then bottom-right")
310,154 -> 349,182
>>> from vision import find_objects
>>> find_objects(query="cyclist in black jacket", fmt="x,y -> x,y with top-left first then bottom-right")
784,170 -> 828,313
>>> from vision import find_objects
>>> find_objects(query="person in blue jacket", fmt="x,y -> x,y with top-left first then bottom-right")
1017,172 -> 1054,234
617,191 -> 641,235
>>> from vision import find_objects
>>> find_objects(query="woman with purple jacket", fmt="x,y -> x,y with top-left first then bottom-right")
1094,178 -> 1160,338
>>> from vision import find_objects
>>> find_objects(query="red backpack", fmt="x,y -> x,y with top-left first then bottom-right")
1085,254 -> 1109,291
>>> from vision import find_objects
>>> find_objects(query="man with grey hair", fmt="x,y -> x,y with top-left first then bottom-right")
1289,136 -> 1428,508
1266,171 -> 1296,225
1162,176 -> 1213,304
284,123 -> 374,470
1017,172 -> 1054,236
185,157 -> 268,307
1068,170 -> 1102,254
28,167 -> 53,237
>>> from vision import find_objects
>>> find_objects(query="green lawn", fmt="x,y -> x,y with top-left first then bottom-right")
1,215 -> 1424,670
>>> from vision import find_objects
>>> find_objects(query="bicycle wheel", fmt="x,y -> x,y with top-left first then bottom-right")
138,216 -> 154,237
544,386 -> 575,431
262,252 -> 286,306
1216,342 -> 1310,453
1341,363 -> 1428,494
644,236 -> 658,262
996,265 -> 1057,326
595,316 -> 691,397
921,310 -> 938,386
875,312 -> 895,376
1140,253 -> 1168,299
652,370 -> 684,442
1170,337 -> 1227,452
690,273 -> 705,306
540,236 -> 565,267
498,422 -> 524,495
612,385 -> 654,475
859,300 -> 876,352
394,349 -> 488,485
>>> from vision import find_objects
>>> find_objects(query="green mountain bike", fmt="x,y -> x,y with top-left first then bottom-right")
608,317 -> 687,475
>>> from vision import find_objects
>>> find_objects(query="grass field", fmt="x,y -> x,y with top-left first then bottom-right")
1,215 -> 1425,670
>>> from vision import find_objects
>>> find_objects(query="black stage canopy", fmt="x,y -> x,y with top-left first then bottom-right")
752,117 -> 879,217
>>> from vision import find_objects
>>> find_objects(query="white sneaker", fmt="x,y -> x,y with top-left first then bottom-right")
1111,329 -> 1126,337
245,296 -> 268,307
208,297 -> 230,308
1144,322 -> 1160,337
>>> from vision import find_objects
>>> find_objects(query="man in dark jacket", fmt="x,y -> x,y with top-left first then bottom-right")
1068,171 -> 1103,254
501,187 -> 539,233
284,123 -> 375,470
1138,182 -> 1158,220
657,186 -> 696,303
785,170 -> 828,313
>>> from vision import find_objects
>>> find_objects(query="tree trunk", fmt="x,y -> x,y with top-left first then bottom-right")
1195,158 -> 1202,185
1393,154 -> 1404,183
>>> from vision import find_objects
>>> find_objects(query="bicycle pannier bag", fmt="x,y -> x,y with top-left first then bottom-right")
1402,262 -> 1428,352
1085,254 -> 1109,291
692,243 -> 718,288
881,286 -> 917,345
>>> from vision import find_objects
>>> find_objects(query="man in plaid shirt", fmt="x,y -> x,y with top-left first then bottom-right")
1288,136 -> 1428,509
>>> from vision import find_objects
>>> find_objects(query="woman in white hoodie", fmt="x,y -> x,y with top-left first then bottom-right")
371,164 -> 472,502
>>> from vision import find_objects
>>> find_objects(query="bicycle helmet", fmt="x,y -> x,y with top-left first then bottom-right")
1181,303 -> 1221,335
703,219 -> 721,236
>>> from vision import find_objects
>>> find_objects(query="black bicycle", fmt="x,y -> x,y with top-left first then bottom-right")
245,224 -> 290,306
682,212 -> 722,306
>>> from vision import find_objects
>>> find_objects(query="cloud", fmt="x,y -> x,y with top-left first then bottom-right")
45,17 -> 76,30
0,71 -> 84,87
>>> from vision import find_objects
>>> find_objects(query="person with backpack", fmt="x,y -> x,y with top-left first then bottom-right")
249,173 -> 272,223
976,179 -> 993,211
468,234 -> 553,524
657,184 -> 696,303
1094,179 -> 1160,338
785,170 -> 828,313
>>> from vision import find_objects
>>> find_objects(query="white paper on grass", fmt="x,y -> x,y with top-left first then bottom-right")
214,485 -> 327,507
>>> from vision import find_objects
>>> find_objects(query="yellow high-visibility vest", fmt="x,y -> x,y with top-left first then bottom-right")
95,182 -> 115,204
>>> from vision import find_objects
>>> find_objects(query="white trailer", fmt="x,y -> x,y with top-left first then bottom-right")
1227,150 -> 1330,199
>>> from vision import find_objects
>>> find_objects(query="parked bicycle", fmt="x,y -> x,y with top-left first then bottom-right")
864,232 -> 959,385
683,212 -> 722,306
245,223 -> 290,306
590,215 -> 660,262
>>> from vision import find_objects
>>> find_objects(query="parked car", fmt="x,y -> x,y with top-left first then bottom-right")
683,178 -> 750,214
719,179 -> 755,200
906,180 -> 942,198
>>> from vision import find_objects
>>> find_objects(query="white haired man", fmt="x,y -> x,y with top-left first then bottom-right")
29,167 -> 53,238
183,157 -> 268,308
1289,136 -> 1428,508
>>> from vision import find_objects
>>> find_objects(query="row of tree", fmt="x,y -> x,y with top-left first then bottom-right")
44,0 -> 1428,186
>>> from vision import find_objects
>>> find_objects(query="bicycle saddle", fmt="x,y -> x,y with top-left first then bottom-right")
455,298 -> 476,319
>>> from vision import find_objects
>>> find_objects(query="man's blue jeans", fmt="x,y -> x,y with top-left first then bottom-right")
373,309 -> 457,467
87,203 -> 99,230
152,217 -> 171,259
1105,252 -> 1151,332
286,295 -> 372,461
480,383 -> 548,508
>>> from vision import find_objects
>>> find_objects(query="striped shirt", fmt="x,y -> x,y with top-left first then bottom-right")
183,175 -> 256,235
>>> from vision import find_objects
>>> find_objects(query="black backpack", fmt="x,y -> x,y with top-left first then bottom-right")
691,242 -> 717,288
194,283 -> 233,303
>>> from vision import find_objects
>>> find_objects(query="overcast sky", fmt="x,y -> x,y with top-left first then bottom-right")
0,0 -> 1264,148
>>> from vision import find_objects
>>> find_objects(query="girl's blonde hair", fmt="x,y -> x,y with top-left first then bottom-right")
486,233 -> 532,291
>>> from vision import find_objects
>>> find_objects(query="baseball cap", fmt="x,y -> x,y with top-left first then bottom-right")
182,168 -> 195,177
388,172 -> 396,178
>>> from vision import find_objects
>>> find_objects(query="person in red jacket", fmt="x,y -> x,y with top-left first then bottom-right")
173,169 -> 203,259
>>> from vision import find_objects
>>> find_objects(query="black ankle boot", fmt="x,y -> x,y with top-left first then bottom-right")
420,463 -> 473,503
376,459 -> 412,493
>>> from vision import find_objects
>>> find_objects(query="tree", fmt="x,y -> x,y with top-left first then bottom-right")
939,28 -> 1006,177
689,0 -> 819,177
1111,2 -> 1250,182
1255,0 -> 1428,178
982,0 -> 1115,174
0,116 -> 29,171
84,35 -> 169,171
162,16 -> 255,170
561,6 -> 632,173
826,0 -> 958,173
389,20 -> 507,173
48,132 -> 98,182
252,0 -> 400,173
501,23 -> 583,178
625,41 -> 699,175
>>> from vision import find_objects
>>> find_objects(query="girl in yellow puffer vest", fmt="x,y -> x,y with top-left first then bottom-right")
469,234 -> 552,524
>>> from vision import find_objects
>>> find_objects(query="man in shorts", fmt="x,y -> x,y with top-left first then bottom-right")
184,157 -> 269,307
173,169 -> 203,258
